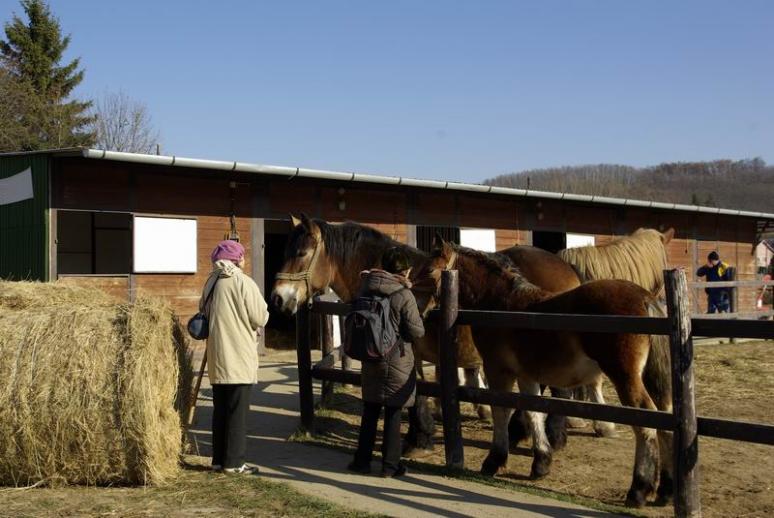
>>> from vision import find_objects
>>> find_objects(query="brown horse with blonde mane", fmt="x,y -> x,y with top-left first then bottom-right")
421,239 -> 674,509
559,228 -> 674,297
271,215 -> 581,451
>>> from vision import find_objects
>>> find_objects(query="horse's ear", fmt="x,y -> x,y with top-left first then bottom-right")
662,227 -> 675,245
432,232 -> 447,251
300,213 -> 321,238
290,214 -> 302,228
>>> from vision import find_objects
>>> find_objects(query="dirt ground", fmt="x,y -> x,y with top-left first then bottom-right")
311,340 -> 774,518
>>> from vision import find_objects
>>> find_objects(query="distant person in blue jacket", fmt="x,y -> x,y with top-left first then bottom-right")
696,251 -> 731,313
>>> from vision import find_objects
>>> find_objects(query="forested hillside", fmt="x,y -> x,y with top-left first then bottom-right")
484,159 -> 774,213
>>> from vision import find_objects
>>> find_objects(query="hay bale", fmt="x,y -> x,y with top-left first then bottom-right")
0,281 -> 193,486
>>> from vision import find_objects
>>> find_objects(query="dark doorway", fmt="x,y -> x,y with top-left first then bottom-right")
532,231 -> 566,254
263,220 -> 295,347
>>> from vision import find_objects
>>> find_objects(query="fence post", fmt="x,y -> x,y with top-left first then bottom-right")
339,314 -> 352,372
320,312 -> 335,406
439,270 -> 464,470
296,302 -> 315,432
664,269 -> 701,518
727,266 -> 737,344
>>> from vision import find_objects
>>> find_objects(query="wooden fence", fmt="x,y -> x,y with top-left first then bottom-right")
295,269 -> 774,518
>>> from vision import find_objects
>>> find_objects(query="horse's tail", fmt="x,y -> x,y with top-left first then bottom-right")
643,301 -> 672,412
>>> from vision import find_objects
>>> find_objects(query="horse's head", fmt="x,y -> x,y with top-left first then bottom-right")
634,226 -> 675,246
411,234 -> 459,318
271,214 -> 333,315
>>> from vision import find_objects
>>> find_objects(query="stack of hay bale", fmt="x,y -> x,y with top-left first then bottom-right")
0,281 -> 193,486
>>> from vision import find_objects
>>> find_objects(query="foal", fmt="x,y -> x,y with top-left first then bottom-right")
424,240 -> 674,508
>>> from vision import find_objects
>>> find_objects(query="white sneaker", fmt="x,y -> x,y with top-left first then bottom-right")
223,464 -> 257,475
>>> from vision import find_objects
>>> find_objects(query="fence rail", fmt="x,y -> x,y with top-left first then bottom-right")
297,269 -> 774,518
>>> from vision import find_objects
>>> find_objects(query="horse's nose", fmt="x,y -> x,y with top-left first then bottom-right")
271,292 -> 283,310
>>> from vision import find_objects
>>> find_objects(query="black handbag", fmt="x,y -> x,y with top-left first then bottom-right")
187,277 -> 218,340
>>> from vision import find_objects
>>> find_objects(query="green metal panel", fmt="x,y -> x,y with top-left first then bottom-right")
0,154 -> 50,281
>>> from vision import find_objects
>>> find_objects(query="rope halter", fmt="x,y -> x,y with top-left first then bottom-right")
274,237 -> 324,299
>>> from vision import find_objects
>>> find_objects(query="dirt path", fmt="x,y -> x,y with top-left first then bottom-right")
187,350 -> 620,518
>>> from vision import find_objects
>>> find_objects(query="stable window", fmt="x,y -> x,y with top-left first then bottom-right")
133,216 -> 197,273
566,233 -> 595,249
460,228 -> 496,252
57,211 -> 132,274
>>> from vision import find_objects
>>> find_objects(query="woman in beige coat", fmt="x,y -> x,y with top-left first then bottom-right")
200,240 -> 269,474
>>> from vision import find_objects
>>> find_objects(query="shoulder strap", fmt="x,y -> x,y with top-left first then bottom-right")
202,275 -> 220,312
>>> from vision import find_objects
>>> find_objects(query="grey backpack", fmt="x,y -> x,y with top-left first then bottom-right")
343,290 -> 405,362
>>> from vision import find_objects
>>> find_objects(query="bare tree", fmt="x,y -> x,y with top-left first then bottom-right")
92,90 -> 160,153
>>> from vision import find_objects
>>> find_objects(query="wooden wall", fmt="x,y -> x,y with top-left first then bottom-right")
51,156 -> 767,321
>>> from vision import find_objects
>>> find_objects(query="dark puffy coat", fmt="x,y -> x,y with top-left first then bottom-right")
359,270 -> 425,408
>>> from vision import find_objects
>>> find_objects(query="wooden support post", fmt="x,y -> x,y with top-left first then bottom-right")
339,314 -> 352,372
296,302 -> 315,432
187,346 -> 207,426
664,269 -> 701,518
439,270 -> 464,470
320,313 -> 335,406
727,266 -> 737,343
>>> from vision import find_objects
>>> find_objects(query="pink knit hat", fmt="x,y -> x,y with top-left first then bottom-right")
211,240 -> 245,263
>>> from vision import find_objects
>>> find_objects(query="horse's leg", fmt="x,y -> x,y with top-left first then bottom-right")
566,386 -> 588,429
463,367 -> 492,421
545,387 -> 569,451
403,361 -> 435,455
520,381 -> 554,479
587,378 -> 617,437
612,376 -> 660,508
508,382 -> 543,448
655,428 -> 675,506
481,370 -> 516,476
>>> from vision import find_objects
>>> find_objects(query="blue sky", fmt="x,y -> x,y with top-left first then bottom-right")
3,1 -> 773,182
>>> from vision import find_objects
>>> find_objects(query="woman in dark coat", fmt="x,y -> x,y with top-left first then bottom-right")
348,247 -> 425,477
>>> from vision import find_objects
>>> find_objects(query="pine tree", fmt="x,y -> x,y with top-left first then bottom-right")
0,0 -> 94,150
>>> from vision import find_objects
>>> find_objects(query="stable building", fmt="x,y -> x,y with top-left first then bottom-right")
2,148 -> 772,345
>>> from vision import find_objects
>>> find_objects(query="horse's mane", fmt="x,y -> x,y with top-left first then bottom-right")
450,244 -> 546,308
557,228 -> 667,296
313,219 -> 427,266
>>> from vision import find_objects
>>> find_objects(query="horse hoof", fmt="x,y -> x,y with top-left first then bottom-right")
655,471 -> 674,506
593,422 -> 617,438
624,491 -> 647,508
481,452 -> 507,477
403,447 -> 435,460
566,417 -> 587,429
476,405 -> 492,421
547,429 -> 567,451
625,478 -> 656,508
530,451 -> 552,480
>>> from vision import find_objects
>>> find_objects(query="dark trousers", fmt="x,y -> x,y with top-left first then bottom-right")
353,402 -> 403,472
708,291 -> 730,314
212,384 -> 252,469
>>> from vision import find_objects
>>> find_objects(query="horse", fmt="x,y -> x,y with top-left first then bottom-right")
421,239 -> 673,508
558,228 -> 674,297
270,214 -> 580,451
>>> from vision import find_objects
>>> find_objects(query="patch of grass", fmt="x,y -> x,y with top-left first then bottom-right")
0,460 -> 378,518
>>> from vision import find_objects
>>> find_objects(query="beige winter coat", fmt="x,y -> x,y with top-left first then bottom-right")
200,260 -> 269,384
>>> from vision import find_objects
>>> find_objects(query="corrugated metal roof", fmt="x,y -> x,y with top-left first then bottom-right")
3,147 -> 773,221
